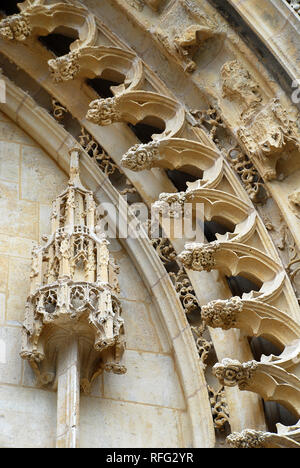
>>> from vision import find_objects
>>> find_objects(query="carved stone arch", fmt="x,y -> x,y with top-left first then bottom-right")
154,188 -> 257,244
86,91 -> 186,141
0,2 -> 97,51
121,138 -> 224,188
201,298 -> 300,350
48,46 -> 144,91
0,76 -> 215,448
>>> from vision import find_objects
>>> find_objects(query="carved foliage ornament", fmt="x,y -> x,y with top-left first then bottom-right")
201,297 -> 243,329
0,13 -> 31,41
87,97 -> 122,126
178,241 -> 220,272
48,51 -> 81,83
213,358 -> 258,389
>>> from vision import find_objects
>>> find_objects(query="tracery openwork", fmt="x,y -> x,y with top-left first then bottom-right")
21,148 -> 126,393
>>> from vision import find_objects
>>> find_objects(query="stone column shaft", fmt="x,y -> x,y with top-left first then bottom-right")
56,337 -> 80,448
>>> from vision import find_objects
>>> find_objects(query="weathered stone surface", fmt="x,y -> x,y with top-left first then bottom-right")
0,141 -> 20,182
21,146 -> 67,203
6,257 -> 31,322
104,350 -> 185,410
0,385 -> 56,448
80,396 -> 184,448
121,300 -> 161,352
0,327 -> 22,385
0,180 -> 38,239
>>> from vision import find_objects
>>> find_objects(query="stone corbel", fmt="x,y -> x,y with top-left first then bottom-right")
201,297 -> 300,350
48,46 -> 144,90
213,358 -> 300,417
153,188 -> 256,244
178,241 -> 284,301
121,138 -> 223,188
86,91 -> 186,140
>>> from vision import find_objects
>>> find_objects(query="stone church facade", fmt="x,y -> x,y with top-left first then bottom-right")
0,0 -> 299,449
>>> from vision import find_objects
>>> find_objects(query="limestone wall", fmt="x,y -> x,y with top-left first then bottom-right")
0,111 -> 190,448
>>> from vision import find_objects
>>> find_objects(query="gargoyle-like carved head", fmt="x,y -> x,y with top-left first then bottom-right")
48,52 -> 80,83
0,14 -> 32,41
201,296 -> 243,329
212,358 -> 258,389
178,241 -> 220,272
86,97 -> 121,126
121,141 -> 161,171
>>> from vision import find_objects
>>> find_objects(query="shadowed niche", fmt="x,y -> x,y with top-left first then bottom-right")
226,274 -> 262,298
128,116 -> 166,144
87,70 -> 126,99
38,27 -> 79,57
0,0 -> 20,16
204,219 -> 235,242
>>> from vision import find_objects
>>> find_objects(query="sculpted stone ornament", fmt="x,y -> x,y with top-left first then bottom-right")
121,141 -> 161,171
178,241 -> 220,272
201,297 -> 243,329
227,430 -> 273,448
20,148 -> 126,393
48,51 -> 81,83
221,60 -> 262,114
86,97 -> 122,126
0,13 -> 32,41
153,192 -> 186,219
227,429 -> 300,448
213,358 -> 258,389
238,99 -> 300,165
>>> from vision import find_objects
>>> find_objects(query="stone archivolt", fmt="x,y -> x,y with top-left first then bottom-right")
21,148 -> 126,393
122,132 -> 300,446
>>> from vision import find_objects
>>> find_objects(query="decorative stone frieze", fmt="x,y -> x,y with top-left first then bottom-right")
20,148 -> 126,393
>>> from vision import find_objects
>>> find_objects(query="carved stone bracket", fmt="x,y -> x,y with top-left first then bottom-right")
227,429 -> 300,448
48,46 -> 144,90
86,91 -> 185,141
